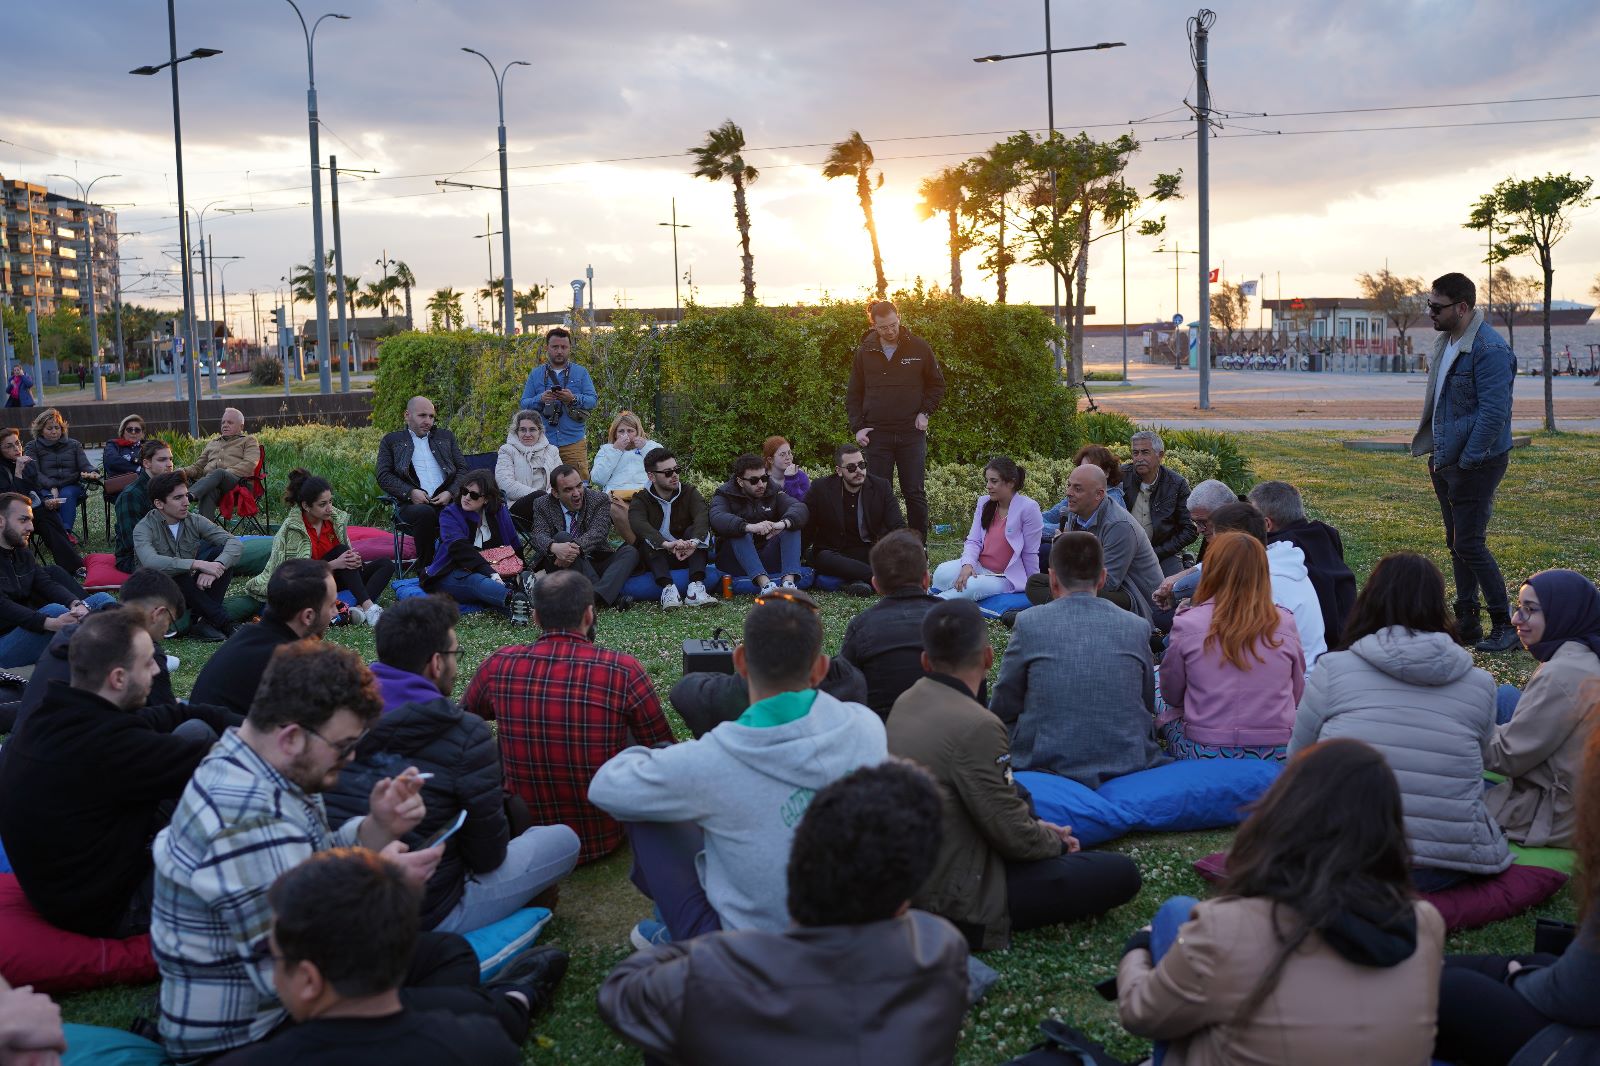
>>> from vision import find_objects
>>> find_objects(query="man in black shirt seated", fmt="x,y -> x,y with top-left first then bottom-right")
216,848 -> 539,1066
805,442 -> 906,595
190,558 -> 337,716
837,530 -> 942,720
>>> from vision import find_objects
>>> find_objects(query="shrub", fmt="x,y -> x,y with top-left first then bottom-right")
170,423 -> 389,526
1160,428 -> 1253,494
249,358 -> 283,387
1078,410 -> 1139,447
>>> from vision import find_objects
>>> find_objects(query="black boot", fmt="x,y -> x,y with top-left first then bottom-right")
1475,614 -> 1519,653
1452,601 -> 1483,646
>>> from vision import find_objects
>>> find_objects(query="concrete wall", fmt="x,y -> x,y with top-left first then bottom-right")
0,391 -> 372,444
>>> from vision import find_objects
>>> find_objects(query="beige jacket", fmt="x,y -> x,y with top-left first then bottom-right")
1485,644 -> 1600,847
183,433 -> 261,481
1118,896 -> 1444,1066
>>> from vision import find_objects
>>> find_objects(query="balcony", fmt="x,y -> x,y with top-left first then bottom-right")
58,267 -> 77,281
58,287 -> 79,300
56,246 -> 74,260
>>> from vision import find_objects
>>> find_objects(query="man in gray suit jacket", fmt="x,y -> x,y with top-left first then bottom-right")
992,532 -> 1167,788
1024,464 -> 1163,624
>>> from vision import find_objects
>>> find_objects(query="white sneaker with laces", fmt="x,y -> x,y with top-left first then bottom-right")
347,605 -> 367,625
684,580 -> 716,607
659,585 -> 682,609
780,575 -> 799,590
363,604 -> 383,627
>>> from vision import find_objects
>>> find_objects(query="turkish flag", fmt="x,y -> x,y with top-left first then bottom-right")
1207,268 -> 1220,284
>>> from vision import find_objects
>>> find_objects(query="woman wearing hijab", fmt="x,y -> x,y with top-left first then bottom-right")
1484,569 -> 1600,847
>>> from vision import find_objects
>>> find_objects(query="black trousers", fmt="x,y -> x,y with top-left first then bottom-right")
672,657 -> 868,739
318,544 -> 395,604
401,930 -> 531,1046
536,537 -> 639,605
398,501 -> 444,567
1433,953 -> 1556,1066
813,545 -> 873,583
865,428 -> 927,536
508,491 -> 545,524
176,541 -> 231,627
642,545 -> 707,586
33,506 -> 83,571
1430,452 -> 1511,619
1004,851 -> 1142,937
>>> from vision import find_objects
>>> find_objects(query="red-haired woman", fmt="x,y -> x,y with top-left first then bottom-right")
1158,530 -> 1305,760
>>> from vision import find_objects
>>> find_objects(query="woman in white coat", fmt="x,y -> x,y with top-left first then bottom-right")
496,408 -> 561,523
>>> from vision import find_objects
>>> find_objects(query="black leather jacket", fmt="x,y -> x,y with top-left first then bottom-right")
1118,463 -> 1197,561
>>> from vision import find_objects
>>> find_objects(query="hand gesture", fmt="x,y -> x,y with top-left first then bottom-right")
368,768 -> 427,842
380,839 -> 443,889
539,388 -> 558,404
854,428 -> 872,448
953,564 -> 974,592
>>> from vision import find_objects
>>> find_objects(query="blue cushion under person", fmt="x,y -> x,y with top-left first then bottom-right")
61,1024 -> 172,1066
928,587 -> 1034,619
1017,759 -> 1283,846
465,906 -> 553,980
392,577 -> 483,614
812,573 -> 848,592
621,565 -> 727,601
1013,772 -> 1132,847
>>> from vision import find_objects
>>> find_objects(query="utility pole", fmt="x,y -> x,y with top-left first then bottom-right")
196,235 -> 218,396
328,155 -> 379,393
1120,176 -> 1129,381
473,219 -> 500,327
658,198 -> 690,321
1193,8 -> 1216,409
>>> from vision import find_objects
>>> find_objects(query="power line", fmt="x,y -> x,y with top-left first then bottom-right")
1153,112 -> 1600,141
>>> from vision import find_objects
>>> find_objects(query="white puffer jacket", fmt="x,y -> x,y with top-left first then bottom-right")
495,419 -> 561,502
1289,626 -> 1512,875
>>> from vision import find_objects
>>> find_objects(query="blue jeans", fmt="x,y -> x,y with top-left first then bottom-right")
1149,895 -> 1201,1066
0,593 -> 115,668
436,569 -> 507,610
50,484 -> 87,538
1496,684 -> 1521,726
718,529 -> 801,582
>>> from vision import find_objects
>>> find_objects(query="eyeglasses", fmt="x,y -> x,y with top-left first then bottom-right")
462,489 -> 485,501
753,588 -> 820,612
126,426 -> 144,435
302,723 -> 368,761
441,644 -> 463,658
840,461 -> 866,473
1426,300 -> 1459,315
741,474 -> 770,485
653,466 -> 680,477
1511,603 -> 1542,621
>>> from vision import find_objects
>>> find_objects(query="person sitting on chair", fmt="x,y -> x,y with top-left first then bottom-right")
805,442 -> 905,595
527,466 -> 639,610
0,493 -> 115,669
0,427 -> 83,577
495,409 -> 560,525
132,471 -> 243,642
103,414 -> 149,477
376,396 -> 469,569
589,411 -> 662,545
182,407 -> 261,521
421,470 -> 522,614
23,407 -> 100,536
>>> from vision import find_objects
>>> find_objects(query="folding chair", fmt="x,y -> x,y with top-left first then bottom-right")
384,495 -> 421,577
100,472 -> 139,546
217,449 -> 269,535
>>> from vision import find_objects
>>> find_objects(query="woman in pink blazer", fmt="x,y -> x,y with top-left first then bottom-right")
932,456 -> 1042,600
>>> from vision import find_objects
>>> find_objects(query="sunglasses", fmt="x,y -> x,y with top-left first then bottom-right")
653,466 -> 681,477
840,461 -> 866,473
753,588 -> 820,612
741,474 -> 770,485
1426,300 -> 1459,315
126,426 -> 145,434
462,489 -> 485,501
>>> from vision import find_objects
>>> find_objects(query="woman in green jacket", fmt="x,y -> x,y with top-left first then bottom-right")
244,468 -> 394,623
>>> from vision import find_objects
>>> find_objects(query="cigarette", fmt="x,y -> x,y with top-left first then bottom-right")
412,772 -> 434,780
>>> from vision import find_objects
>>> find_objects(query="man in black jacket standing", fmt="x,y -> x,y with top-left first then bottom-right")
1119,431 -> 1197,577
846,301 -> 944,538
805,442 -> 905,594
376,396 -> 469,568
0,609 -> 232,937
189,559 -> 337,716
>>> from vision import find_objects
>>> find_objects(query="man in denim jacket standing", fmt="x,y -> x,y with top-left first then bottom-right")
1412,271 -> 1518,652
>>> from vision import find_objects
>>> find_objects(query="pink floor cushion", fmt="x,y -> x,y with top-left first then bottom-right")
1193,853 -> 1568,932
348,524 -> 414,563
0,874 -> 157,993
82,554 -> 131,592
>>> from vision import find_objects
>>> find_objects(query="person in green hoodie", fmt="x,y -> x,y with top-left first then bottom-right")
589,588 -> 887,949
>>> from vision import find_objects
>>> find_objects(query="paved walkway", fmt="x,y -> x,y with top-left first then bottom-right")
1082,361 -> 1600,431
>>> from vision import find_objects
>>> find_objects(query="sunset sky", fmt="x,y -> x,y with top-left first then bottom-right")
8,0 -> 1600,336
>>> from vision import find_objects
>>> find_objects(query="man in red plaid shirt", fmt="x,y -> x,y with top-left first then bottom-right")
463,570 -> 673,863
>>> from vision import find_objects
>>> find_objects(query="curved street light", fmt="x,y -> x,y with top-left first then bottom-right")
463,48 -> 531,338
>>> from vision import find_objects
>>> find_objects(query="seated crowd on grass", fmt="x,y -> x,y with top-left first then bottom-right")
0,322 -> 1598,1064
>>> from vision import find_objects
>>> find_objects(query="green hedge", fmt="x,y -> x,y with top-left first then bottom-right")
167,423 -> 390,527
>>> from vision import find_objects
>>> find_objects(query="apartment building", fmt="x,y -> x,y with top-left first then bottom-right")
1,175 -> 118,318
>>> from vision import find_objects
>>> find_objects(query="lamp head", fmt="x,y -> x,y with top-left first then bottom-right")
189,48 -> 223,58
331,13 -> 350,19
129,65 -> 161,76
973,55 -> 1001,63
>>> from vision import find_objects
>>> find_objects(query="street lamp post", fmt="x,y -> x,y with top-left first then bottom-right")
462,48 -> 530,339
285,0 -> 349,394
974,17 -> 1124,384
47,174 -> 119,401
130,0 -> 221,437
658,198 -> 690,321
215,256 -> 244,377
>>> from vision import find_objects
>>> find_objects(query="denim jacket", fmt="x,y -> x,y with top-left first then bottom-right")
1411,310 -> 1515,470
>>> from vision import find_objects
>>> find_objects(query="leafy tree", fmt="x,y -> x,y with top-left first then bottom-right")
426,288 -> 463,331
822,131 -> 888,298
689,119 -> 760,304
1355,269 -> 1427,355
1482,266 -> 1542,356
917,166 -> 976,300
1210,281 -> 1248,351
962,142 -> 1026,303
1467,172 -> 1595,430
513,285 -> 546,319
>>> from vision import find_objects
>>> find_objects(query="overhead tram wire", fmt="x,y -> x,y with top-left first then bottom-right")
1151,112 -> 1600,141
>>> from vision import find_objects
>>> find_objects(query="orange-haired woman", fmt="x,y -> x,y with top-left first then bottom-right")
1158,530 -> 1304,759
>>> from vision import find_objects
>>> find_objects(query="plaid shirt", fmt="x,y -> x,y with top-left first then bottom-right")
463,630 -> 672,862
150,729 -> 363,1060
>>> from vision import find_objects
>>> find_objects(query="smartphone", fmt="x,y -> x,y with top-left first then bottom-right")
420,809 -> 467,851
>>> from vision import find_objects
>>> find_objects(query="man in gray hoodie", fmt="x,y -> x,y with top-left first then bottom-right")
589,589 -> 887,946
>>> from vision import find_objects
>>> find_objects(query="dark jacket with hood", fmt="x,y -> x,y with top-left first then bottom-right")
598,909 -> 969,1066
707,479 -> 808,541
323,661 -> 511,929
1118,462 -> 1197,562
1118,895 -> 1445,1066
627,482 -> 710,550
0,544 -> 77,637
1267,518 -> 1356,645
846,326 -> 945,434
188,615 -> 303,716
0,680 -> 234,936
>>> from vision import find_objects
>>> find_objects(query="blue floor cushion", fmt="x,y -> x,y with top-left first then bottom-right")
621,565 -> 727,602
62,1025 -> 172,1066
928,588 -> 1033,619
1017,759 -> 1283,847
812,573 -> 848,592
392,577 -> 483,614
466,906 -> 553,981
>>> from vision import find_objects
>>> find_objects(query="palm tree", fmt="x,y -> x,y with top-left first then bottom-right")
689,119 -> 760,304
918,166 -> 971,300
356,276 -> 402,319
478,278 -> 505,327
288,252 -> 329,305
823,131 -> 887,298
513,284 -> 545,320
426,287 -> 463,331
391,261 -> 416,327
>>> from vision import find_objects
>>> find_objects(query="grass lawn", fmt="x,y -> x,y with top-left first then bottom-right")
40,430 -> 1600,1063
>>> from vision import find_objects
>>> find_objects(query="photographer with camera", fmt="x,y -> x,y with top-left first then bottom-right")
519,329 -> 597,480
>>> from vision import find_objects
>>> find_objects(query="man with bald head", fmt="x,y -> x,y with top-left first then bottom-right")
377,396 -> 469,567
1023,463 -> 1162,623
182,407 -> 261,520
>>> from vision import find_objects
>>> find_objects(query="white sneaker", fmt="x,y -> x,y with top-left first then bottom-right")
684,580 -> 716,607
659,585 -> 682,609
362,604 -> 383,627
780,575 -> 799,590
347,605 -> 367,625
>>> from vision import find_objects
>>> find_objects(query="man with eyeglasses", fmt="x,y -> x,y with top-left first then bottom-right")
628,447 -> 716,608
155,641 -> 559,1062
191,559 -> 339,717
708,453 -> 809,594
1411,271 -> 1519,652
804,442 -> 906,595
133,470 -> 243,642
